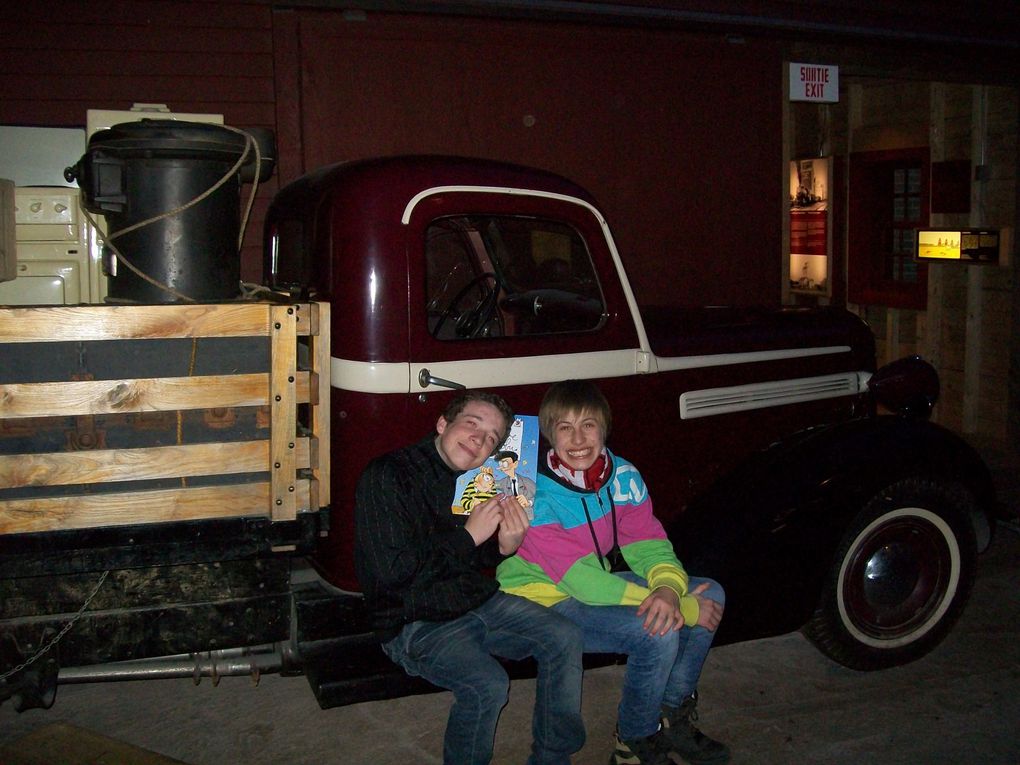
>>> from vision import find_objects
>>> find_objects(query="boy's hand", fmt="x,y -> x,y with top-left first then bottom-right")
496,496 -> 531,555
464,495 -> 505,546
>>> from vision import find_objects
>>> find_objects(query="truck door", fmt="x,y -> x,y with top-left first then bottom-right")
405,189 -> 644,415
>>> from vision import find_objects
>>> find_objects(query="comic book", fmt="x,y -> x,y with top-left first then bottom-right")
451,414 -> 539,520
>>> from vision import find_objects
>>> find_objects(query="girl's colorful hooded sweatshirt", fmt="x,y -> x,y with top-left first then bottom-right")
496,449 -> 699,625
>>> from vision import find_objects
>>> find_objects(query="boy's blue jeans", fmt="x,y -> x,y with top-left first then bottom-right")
382,591 -> 585,765
552,573 -> 725,741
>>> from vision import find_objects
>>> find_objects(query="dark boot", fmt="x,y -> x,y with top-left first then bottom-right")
660,692 -> 731,764
608,728 -> 674,765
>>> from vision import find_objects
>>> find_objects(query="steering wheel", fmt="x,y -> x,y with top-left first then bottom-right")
433,272 -> 501,339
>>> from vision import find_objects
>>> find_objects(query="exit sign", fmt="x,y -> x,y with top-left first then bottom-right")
790,63 -> 838,103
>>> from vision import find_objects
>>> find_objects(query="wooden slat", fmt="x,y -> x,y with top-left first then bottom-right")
0,438 -> 311,490
0,303 -> 312,343
0,3 -> 272,29
0,49 -> 275,78
269,304 -> 298,521
0,74 -> 276,104
0,480 -> 312,535
0,23 -> 273,55
0,372 -> 311,419
0,101 -> 279,135
311,302 -> 332,506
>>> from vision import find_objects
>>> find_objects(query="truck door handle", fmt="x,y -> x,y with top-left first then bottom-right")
418,368 -> 466,391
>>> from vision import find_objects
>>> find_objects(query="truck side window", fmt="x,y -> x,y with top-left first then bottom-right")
425,215 -> 606,340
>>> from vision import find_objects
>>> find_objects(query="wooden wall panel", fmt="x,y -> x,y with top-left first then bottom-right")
0,50 -> 273,78
0,75 -> 274,104
271,8 -> 305,186
936,369 -> 964,433
0,24 -> 272,54
1,1 -> 268,27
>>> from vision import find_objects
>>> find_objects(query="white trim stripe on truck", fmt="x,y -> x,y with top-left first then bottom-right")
330,349 -> 641,394
401,185 -> 610,227
330,345 -> 854,394
330,360 -> 409,393
410,350 -> 643,391
653,345 -> 851,371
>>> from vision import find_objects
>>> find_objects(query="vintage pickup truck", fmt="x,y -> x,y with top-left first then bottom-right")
0,150 -> 999,712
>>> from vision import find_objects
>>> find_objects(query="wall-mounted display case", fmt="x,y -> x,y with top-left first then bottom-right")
789,156 -> 831,296
916,229 -> 1002,264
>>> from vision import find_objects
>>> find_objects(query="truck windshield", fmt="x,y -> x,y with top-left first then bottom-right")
425,215 -> 606,340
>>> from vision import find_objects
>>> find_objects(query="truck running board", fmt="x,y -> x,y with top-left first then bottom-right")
291,581 -> 440,709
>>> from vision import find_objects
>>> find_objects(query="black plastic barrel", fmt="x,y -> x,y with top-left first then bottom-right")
68,119 -> 254,303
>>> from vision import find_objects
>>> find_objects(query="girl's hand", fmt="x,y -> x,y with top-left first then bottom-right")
691,581 -> 724,631
637,586 -> 683,635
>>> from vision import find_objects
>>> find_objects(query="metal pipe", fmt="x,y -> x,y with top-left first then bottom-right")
57,644 -> 288,685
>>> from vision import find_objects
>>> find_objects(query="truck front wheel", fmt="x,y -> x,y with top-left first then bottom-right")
804,477 -> 977,670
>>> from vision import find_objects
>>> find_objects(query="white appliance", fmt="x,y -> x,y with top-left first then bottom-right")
0,186 -> 97,306
0,259 -> 82,305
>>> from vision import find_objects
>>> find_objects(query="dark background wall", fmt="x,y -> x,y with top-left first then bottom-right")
1,1 -> 781,308
1,1 -> 1015,309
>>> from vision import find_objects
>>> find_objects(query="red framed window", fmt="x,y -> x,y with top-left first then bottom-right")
848,148 -> 930,309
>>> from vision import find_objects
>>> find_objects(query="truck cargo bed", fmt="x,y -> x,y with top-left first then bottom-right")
0,301 -> 331,539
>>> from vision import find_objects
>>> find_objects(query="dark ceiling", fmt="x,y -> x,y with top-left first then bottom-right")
282,0 -> 1020,51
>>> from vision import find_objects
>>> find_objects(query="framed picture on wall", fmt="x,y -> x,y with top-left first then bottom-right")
789,156 -> 832,296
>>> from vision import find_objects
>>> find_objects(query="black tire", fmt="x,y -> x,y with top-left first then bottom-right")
804,477 -> 978,670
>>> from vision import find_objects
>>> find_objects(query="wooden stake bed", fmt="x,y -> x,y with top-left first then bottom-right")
0,301 -> 331,536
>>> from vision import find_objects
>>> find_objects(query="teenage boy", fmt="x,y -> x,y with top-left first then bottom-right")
354,391 -> 586,765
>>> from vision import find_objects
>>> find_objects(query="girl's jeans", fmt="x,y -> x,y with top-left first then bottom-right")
552,573 -> 725,740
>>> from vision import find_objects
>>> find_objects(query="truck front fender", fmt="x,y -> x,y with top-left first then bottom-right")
670,415 -> 995,646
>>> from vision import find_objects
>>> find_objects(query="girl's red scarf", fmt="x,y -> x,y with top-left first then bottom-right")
547,448 -> 612,491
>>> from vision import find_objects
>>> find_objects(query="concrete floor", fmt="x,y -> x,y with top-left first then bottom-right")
2,443 -> 1018,765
